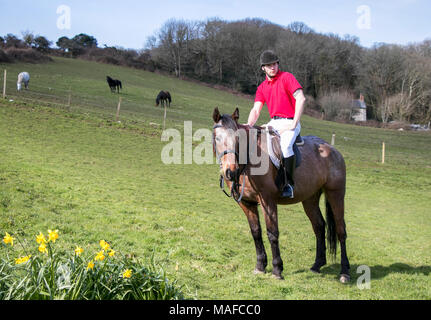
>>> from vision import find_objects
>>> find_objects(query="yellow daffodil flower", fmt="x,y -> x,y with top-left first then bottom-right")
36,232 -> 46,244
3,232 -> 15,246
87,260 -> 95,270
15,255 -> 31,264
94,250 -> 105,261
48,229 -> 59,243
122,269 -> 132,278
108,249 -> 115,257
38,242 -> 47,254
99,240 -> 110,251
75,246 -> 84,256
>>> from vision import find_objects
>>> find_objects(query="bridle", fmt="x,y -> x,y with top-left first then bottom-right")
213,123 -> 247,203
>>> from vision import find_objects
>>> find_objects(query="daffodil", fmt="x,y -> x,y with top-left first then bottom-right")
94,250 -> 105,261
3,232 -> 14,246
47,229 -> 59,243
99,240 -> 110,251
15,255 -> 31,265
87,260 -> 95,270
75,246 -> 84,256
108,249 -> 115,257
36,232 -> 46,244
122,269 -> 132,278
38,242 -> 47,254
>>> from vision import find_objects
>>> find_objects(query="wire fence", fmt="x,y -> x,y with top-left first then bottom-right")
2,68 -> 430,167
2,71 -> 195,131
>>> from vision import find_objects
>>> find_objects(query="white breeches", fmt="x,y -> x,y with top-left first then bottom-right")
267,118 -> 301,158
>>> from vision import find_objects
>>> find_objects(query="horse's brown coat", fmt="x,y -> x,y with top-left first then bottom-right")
213,107 -> 350,282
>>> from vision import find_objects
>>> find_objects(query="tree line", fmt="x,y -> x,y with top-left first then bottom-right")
1,18 -> 430,125
147,18 -> 431,125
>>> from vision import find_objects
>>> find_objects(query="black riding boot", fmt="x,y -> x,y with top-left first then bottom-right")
281,155 -> 295,198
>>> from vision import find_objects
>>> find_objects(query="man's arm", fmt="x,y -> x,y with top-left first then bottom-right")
247,101 -> 264,126
292,89 -> 306,128
278,89 -> 306,134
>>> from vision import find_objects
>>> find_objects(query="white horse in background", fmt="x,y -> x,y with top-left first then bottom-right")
17,72 -> 30,91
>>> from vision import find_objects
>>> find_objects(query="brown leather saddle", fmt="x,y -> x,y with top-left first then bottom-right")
265,127 -> 303,190
266,126 -> 303,168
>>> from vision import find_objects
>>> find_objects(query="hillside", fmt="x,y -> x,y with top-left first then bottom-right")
1,57 -> 430,299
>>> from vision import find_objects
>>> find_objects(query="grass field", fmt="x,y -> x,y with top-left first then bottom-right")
1,57 -> 430,299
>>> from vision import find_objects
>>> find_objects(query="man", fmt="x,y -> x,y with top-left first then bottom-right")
246,50 -> 306,198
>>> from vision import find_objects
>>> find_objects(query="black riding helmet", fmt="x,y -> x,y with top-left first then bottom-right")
260,50 -> 279,67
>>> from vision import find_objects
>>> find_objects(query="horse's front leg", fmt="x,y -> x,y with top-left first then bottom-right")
260,197 -> 283,279
238,201 -> 267,274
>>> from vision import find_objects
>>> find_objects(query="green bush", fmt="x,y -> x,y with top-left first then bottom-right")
1,230 -> 184,300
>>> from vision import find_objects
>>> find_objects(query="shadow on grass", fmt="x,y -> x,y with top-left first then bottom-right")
294,263 -> 431,284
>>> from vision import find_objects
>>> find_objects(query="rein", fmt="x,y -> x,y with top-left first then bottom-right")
213,124 -> 247,203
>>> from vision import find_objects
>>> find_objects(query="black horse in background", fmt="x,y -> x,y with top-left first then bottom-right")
155,90 -> 171,107
106,76 -> 122,93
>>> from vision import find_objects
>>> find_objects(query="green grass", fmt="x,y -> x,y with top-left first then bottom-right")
1,57 -> 430,299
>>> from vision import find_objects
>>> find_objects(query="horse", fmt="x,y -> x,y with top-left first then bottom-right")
17,72 -> 30,91
155,90 -> 171,107
106,76 -> 122,93
212,107 -> 350,283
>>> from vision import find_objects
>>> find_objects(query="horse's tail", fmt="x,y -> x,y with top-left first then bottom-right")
325,197 -> 337,259
118,81 -> 122,89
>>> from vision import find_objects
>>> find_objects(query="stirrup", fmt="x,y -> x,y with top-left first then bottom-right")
281,184 -> 294,198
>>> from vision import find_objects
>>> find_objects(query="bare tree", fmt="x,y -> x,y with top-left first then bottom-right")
156,19 -> 196,78
359,44 -> 406,122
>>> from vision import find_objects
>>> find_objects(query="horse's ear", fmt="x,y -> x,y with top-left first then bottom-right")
232,107 -> 239,123
213,107 -> 221,123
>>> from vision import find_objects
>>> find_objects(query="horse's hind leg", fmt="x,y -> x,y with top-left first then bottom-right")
239,201 -> 267,274
325,189 -> 350,283
302,191 -> 327,273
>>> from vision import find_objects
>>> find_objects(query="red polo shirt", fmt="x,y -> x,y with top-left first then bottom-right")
255,71 -> 302,118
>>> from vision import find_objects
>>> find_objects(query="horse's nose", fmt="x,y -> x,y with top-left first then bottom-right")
226,168 -> 238,181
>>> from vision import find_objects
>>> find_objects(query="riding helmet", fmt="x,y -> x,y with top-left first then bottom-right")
260,50 -> 279,67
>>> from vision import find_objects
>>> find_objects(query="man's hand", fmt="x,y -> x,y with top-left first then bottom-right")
278,122 -> 297,135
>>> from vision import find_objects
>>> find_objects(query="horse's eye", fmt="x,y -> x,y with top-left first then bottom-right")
215,136 -> 221,142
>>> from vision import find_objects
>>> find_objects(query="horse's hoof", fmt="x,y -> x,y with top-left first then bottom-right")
272,274 -> 284,280
253,269 -> 265,275
340,274 -> 350,283
310,267 -> 321,274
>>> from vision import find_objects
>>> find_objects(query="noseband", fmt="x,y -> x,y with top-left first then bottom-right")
213,124 -> 246,203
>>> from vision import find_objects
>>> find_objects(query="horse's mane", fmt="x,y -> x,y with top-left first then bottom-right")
219,115 -> 264,138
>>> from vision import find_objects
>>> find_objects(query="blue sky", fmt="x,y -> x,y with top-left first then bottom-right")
0,0 -> 430,49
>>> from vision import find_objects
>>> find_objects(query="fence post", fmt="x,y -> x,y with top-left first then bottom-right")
2,69 -> 6,99
163,104 -> 167,130
382,142 -> 385,164
116,96 -> 122,122
331,133 -> 335,146
67,86 -> 71,109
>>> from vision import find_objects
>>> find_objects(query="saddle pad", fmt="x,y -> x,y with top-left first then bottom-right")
266,129 -> 302,169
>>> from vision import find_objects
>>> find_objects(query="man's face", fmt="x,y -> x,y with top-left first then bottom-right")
262,62 -> 279,78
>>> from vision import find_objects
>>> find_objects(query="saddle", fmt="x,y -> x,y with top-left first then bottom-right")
265,126 -> 303,169
265,126 -> 303,190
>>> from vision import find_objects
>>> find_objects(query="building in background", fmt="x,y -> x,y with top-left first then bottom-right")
352,94 -> 367,122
